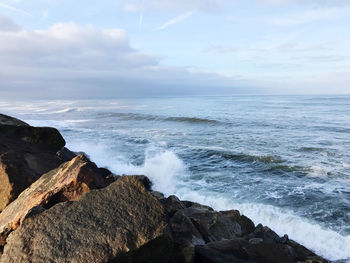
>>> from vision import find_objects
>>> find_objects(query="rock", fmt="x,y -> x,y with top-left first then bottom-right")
181,208 -> 242,242
221,210 -> 255,236
182,200 -> 214,211
193,223 -> 329,263
57,147 -> 77,162
1,176 -> 171,263
249,224 -> 280,242
286,240 -> 319,261
194,239 -> 254,263
165,195 -> 186,217
0,115 -> 70,211
170,209 -> 205,263
279,234 -> 289,244
0,123 -> 65,151
110,235 -> 174,263
0,155 -> 115,244
0,114 -> 29,127
151,191 -> 166,202
297,256 -> 328,263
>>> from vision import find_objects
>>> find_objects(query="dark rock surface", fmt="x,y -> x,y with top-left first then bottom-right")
0,114 -> 72,211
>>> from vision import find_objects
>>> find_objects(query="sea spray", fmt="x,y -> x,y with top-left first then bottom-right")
65,141 -> 350,262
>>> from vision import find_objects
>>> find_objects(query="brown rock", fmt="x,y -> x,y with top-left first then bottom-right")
1,176 -> 170,263
0,114 -> 70,211
0,155 -> 114,244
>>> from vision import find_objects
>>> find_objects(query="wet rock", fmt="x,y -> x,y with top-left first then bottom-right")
0,155 -> 115,244
1,176 -> 170,263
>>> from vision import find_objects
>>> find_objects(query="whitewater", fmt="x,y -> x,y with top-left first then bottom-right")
1,95 -> 349,262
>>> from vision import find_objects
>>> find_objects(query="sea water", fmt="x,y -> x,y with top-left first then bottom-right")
1,95 -> 349,262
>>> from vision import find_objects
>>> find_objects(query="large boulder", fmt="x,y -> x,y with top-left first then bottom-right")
0,176 -> 171,263
0,114 -> 71,211
0,154 -> 114,245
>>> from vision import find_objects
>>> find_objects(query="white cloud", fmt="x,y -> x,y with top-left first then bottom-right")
157,11 -> 195,30
0,19 -> 240,98
0,22 -> 156,69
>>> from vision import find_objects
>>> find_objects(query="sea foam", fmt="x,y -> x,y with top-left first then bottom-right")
65,142 -> 350,262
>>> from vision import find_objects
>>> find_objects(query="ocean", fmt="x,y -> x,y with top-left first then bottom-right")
1,95 -> 349,262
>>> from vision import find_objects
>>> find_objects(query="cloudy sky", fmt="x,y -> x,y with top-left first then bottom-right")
0,0 -> 349,98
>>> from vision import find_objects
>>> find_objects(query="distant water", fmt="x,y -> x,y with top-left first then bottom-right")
1,95 -> 350,262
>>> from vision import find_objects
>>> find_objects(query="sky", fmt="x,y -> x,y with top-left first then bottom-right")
0,0 -> 349,98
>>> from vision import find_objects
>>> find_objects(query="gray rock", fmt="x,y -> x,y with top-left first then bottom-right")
182,201 -> 214,211
182,208 -> 242,242
165,195 -> 186,217
194,239 -> 254,263
221,210 -> 255,236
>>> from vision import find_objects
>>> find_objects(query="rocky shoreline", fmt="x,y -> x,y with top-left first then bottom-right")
0,113 -> 328,263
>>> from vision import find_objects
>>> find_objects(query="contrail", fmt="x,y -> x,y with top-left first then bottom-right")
0,2 -> 34,17
157,11 -> 195,30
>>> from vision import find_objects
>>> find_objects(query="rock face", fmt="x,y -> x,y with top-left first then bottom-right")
0,154 -> 114,244
0,114 -> 71,211
1,176 -> 171,263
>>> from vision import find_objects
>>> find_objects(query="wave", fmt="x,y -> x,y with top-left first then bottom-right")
65,141 -> 350,262
176,190 -> 350,262
97,112 -> 219,124
164,116 -> 218,124
52,108 -> 78,113
193,148 -> 284,164
297,147 -> 326,152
